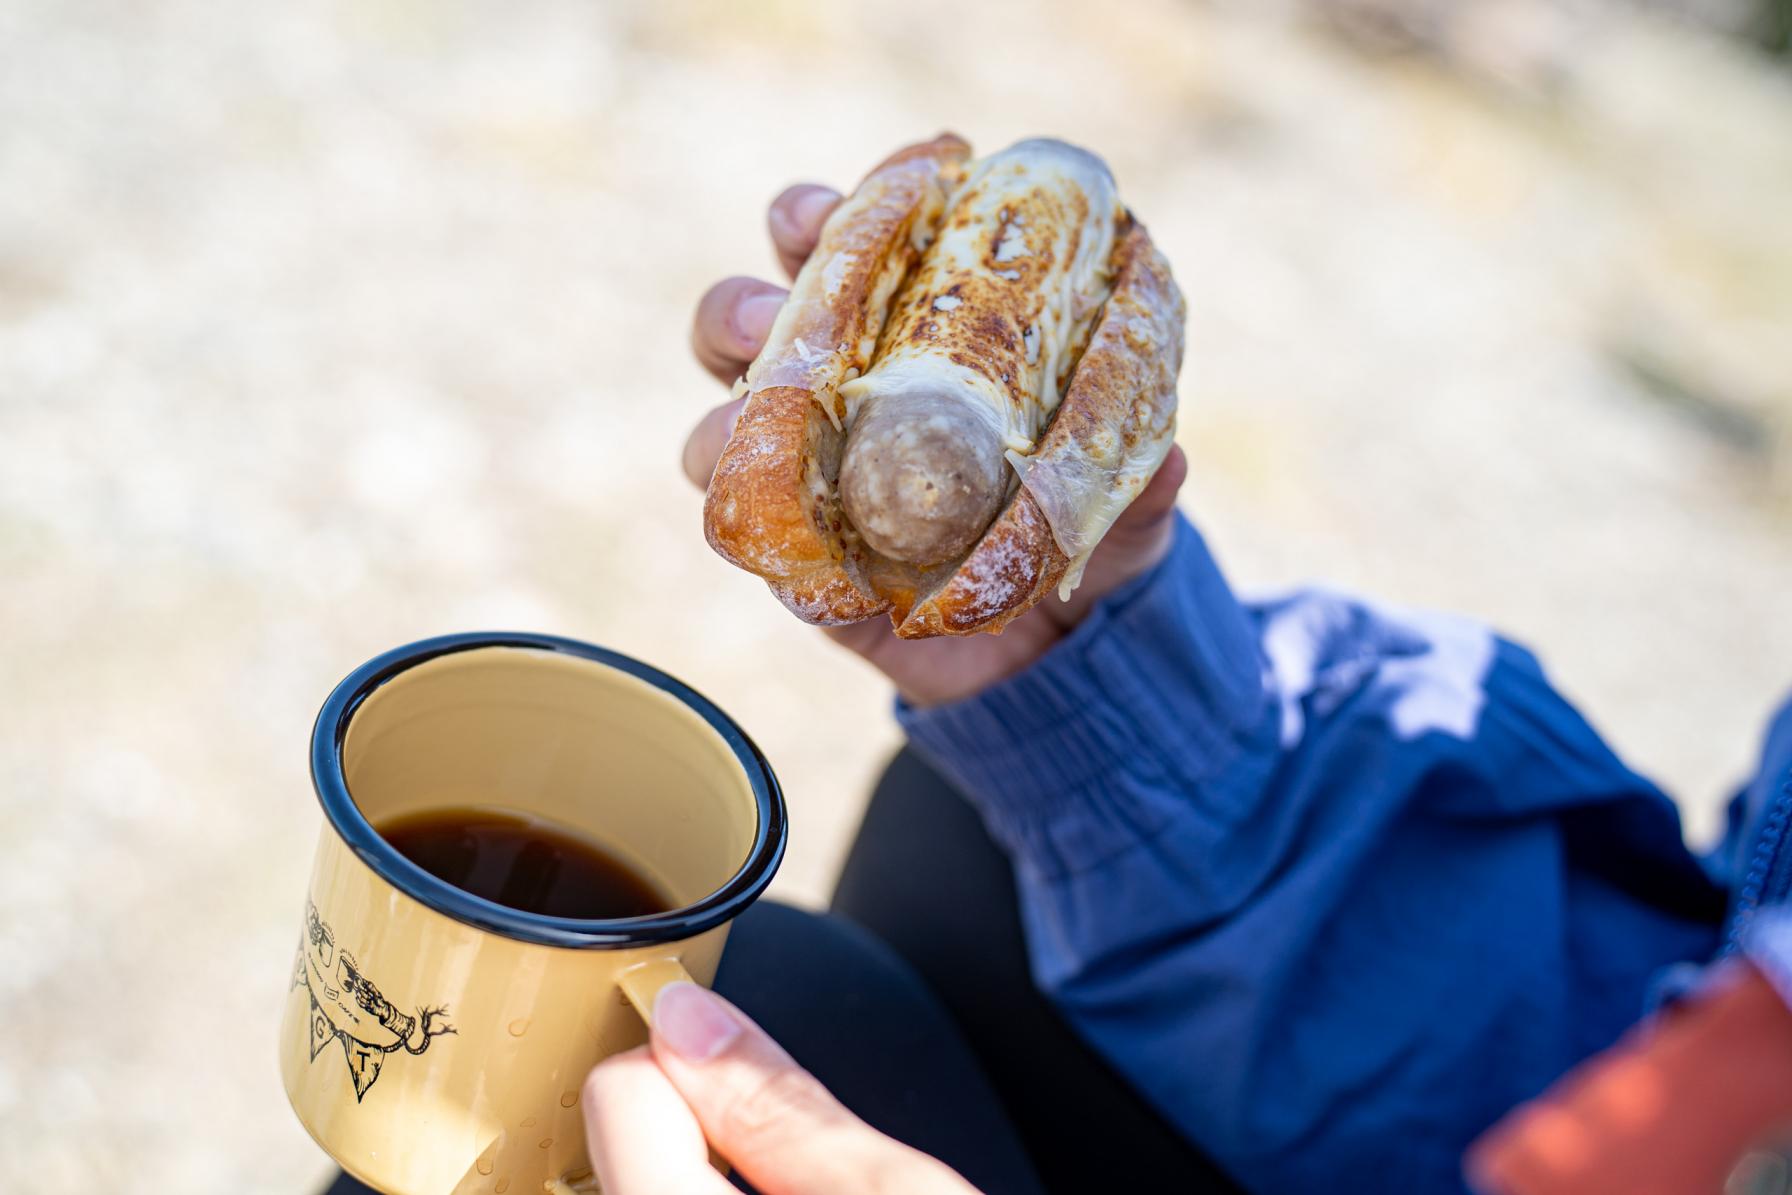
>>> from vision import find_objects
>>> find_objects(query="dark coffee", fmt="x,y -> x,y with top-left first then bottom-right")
378,808 -> 672,920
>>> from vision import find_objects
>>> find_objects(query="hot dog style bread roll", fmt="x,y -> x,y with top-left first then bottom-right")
705,133 -> 1185,637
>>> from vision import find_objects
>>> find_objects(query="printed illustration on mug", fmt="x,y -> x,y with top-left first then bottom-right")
291,899 -> 456,1100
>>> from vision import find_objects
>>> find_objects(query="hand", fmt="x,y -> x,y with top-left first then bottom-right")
685,184 -> 1188,707
1465,962 -> 1792,1195
582,981 -> 982,1195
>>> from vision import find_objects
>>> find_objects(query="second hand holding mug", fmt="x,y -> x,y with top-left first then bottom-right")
279,632 -> 786,1194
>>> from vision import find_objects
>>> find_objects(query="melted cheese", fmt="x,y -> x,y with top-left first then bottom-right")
1009,428 -> 1174,599
1006,296 -> 1180,599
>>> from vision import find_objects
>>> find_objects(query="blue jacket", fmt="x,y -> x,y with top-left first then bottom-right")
900,513 -> 1792,1194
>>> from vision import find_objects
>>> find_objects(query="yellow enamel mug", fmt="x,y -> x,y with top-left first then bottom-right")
279,632 -> 786,1194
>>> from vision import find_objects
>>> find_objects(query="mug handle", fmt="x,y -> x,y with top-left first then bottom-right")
611,957 -> 733,1183
617,956 -> 698,1025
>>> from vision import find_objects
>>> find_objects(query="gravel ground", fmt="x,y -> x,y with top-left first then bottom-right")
2,1 -> 1790,1189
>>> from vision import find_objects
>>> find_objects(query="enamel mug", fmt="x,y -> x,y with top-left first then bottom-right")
279,632 -> 785,1194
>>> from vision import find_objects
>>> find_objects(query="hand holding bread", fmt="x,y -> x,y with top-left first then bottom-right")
683,135 -> 1189,701
701,133 -> 1186,638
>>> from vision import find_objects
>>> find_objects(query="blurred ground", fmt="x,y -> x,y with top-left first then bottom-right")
1,0 -> 1790,1189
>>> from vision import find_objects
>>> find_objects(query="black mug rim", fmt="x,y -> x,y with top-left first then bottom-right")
309,631 -> 787,949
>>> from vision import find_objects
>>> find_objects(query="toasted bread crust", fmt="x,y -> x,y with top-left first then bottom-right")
894,488 -> 1067,636
704,139 -> 1185,637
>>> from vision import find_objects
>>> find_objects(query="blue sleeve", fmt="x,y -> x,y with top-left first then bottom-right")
898,513 -> 1723,1194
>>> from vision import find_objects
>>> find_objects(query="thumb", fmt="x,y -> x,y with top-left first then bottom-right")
648,982 -> 977,1195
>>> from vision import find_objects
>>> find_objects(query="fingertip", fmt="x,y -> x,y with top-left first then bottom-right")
683,398 -> 745,489
1461,1144 -> 1504,1195
652,981 -> 745,1062
734,291 -> 784,349
583,1044 -> 652,1104
581,1044 -> 723,1194
702,276 -> 785,352
1153,443 -> 1190,497
580,1045 -> 657,1141
691,277 -> 785,383
768,183 -> 841,265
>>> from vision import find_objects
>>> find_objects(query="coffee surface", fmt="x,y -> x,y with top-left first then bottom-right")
378,808 -> 671,920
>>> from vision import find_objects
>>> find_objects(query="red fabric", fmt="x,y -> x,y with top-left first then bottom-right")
1466,962 -> 1792,1194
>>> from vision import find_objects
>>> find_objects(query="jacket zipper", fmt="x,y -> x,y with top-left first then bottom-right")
1725,767 -> 1792,955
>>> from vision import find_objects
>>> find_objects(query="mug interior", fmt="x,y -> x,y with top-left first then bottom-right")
317,636 -> 782,945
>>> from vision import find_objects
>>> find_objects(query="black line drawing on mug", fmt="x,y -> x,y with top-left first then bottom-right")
291,899 -> 456,1101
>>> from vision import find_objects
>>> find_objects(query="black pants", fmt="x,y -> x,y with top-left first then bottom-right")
326,749 -> 1237,1194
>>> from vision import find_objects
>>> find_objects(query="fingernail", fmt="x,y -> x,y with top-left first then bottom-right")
789,187 -> 840,236
653,982 -> 741,1062
731,292 -> 784,349
772,186 -> 841,242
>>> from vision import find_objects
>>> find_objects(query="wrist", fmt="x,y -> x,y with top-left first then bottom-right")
891,525 -> 1178,710
895,513 -> 1271,876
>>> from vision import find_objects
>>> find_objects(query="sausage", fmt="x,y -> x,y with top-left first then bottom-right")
837,388 -> 1008,565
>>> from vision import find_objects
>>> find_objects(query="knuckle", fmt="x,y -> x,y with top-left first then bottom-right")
691,301 -> 727,352
715,273 -> 763,298
694,276 -> 752,320
683,405 -> 735,487
719,1065 -> 835,1151
707,399 -> 745,439
769,185 -> 836,254
695,277 -> 778,345
770,184 -> 819,218
693,279 -> 727,313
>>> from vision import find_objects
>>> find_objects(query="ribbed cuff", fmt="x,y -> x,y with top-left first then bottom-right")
897,513 -> 1270,876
